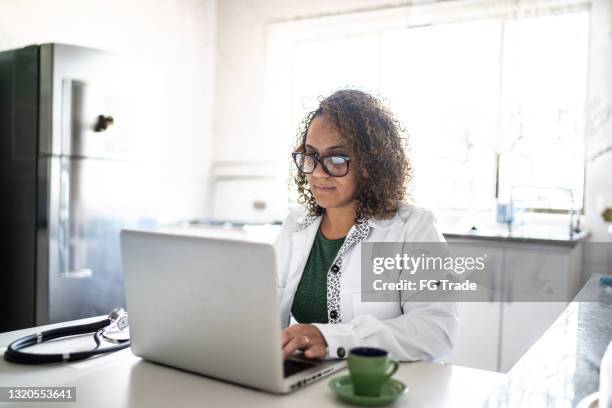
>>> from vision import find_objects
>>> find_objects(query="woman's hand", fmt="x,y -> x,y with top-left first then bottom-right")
281,324 -> 328,360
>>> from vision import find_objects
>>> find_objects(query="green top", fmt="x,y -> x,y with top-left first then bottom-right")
291,228 -> 346,324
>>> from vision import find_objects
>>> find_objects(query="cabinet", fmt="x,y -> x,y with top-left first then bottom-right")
445,243 -> 503,371
444,239 -> 584,373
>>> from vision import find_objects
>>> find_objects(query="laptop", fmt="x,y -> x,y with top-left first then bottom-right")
120,228 -> 346,394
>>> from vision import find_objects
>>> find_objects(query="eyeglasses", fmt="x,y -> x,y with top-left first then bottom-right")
292,152 -> 351,177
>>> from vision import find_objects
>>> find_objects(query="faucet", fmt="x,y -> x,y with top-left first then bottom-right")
563,187 -> 581,239
510,185 -> 581,239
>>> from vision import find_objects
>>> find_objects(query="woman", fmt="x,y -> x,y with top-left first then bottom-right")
275,89 -> 458,361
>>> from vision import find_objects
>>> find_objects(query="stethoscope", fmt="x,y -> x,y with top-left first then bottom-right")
3,307 -> 130,365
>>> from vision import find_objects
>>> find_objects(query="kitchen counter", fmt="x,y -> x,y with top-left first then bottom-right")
442,227 -> 590,247
179,219 -> 591,247
0,318 -> 504,407
484,273 -> 612,407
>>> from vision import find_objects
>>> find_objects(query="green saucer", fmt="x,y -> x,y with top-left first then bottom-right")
328,375 -> 408,406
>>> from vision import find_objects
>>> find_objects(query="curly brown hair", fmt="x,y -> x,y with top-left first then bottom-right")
292,89 -> 412,222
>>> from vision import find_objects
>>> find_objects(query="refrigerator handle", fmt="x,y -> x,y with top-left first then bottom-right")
58,79 -> 92,279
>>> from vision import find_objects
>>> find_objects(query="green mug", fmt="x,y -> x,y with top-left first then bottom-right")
347,347 -> 399,397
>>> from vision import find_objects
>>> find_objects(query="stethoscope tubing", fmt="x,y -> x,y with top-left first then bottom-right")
4,318 -> 130,364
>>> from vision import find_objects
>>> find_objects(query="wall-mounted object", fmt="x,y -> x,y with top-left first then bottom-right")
602,208 -> 612,222
210,162 -> 288,224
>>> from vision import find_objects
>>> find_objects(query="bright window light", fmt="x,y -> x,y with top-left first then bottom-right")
265,6 -> 589,213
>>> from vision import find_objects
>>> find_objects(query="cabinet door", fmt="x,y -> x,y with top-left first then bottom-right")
445,301 -> 502,371
500,247 -> 570,372
444,242 -> 503,371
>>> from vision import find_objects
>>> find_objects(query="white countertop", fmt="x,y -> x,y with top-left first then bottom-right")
0,316 -> 504,407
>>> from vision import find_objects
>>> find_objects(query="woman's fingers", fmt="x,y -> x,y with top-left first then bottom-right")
281,324 -> 328,359
304,344 -> 326,359
282,335 -> 310,360
281,326 -> 303,347
281,328 -> 300,347
281,330 -> 290,347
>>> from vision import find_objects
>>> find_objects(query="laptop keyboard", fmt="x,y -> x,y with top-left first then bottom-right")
283,359 -> 316,378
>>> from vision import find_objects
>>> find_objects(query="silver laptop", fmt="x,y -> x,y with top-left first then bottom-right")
120,228 -> 346,394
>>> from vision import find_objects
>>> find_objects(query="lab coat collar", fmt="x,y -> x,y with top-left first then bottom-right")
288,205 -> 311,226
367,201 -> 413,230
290,208 -> 320,247
366,214 -> 399,231
288,204 -> 403,232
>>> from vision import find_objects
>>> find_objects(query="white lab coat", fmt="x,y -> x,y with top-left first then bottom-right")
274,201 -> 458,361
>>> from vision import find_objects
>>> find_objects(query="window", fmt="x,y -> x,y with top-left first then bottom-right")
265,1 -> 590,213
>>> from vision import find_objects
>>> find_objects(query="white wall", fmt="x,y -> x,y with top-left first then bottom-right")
213,0 -> 412,164
0,0 -> 216,223
584,0 -> 612,273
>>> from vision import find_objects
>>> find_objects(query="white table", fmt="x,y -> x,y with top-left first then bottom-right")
0,317 -> 504,407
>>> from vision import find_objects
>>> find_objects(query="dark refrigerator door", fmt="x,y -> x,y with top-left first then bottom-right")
0,46 -> 39,332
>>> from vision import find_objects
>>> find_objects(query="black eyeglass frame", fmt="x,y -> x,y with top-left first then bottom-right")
291,152 -> 351,177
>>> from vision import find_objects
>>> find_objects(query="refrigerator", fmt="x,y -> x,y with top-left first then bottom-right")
0,43 -> 163,332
